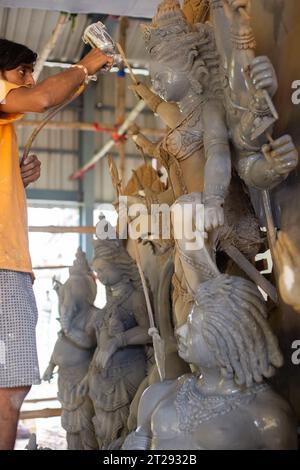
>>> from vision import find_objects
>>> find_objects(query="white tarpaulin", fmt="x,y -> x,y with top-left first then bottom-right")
0,0 -> 164,18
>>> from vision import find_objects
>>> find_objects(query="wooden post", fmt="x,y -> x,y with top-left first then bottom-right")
116,17 -> 129,187
20,408 -> 62,420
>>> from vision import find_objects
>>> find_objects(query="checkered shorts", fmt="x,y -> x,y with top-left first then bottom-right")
0,270 -> 40,388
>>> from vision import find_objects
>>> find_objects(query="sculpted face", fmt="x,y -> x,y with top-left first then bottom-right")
150,61 -> 190,102
92,258 -> 123,286
176,305 -> 217,368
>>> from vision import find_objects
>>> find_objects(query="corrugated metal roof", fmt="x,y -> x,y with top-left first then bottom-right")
0,8 -> 89,63
0,0 -> 162,18
0,8 -> 151,65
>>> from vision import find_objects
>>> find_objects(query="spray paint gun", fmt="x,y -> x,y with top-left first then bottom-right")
22,21 -> 126,166
82,21 -> 123,74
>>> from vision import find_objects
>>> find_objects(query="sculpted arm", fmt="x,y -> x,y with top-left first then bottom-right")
122,292 -> 152,347
42,352 -> 57,382
202,99 -> 231,231
251,395 -> 298,450
63,322 -> 96,349
131,131 -> 157,158
130,82 -> 182,128
95,295 -> 150,369
122,381 -> 175,450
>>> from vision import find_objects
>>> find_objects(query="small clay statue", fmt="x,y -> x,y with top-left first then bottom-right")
123,274 -> 298,450
84,218 -> 151,449
42,248 -> 98,450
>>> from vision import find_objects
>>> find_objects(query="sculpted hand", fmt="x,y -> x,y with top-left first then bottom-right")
95,338 -> 119,369
21,154 -> 41,187
42,365 -> 54,383
78,375 -> 89,397
273,232 -> 300,313
128,82 -> 162,113
128,123 -> 140,137
128,82 -> 149,100
262,135 -> 298,177
204,202 -> 224,232
249,56 -> 278,97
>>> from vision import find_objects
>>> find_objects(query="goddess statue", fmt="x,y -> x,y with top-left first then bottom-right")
42,248 -> 98,450
82,219 -> 152,449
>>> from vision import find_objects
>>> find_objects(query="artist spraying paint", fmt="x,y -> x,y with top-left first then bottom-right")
0,36 -> 113,450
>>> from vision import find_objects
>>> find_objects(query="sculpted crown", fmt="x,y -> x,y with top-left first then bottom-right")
69,247 -> 92,276
93,214 -> 122,259
142,0 -> 188,52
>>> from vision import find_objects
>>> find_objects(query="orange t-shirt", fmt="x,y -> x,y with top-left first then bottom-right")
0,79 -> 32,273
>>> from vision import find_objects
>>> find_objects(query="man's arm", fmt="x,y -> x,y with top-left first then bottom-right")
21,155 -> 41,188
0,49 -> 113,114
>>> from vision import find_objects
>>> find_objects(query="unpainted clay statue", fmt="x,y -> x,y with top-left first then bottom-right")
113,165 -> 190,432
132,0 -> 298,208
83,218 -> 151,449
130,0 -> 263,327
123,274 -> 298,450
134,0 -> 232,232
43,248 -> 98,450
210,0 -> 298,192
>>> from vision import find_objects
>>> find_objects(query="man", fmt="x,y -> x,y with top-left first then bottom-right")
0,38 -> 113,450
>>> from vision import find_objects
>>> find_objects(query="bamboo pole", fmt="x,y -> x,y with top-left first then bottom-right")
33,13 -> 71,81
20,408 -> 61,420
25,397 -> 58,404
15,120 -> 165,137
70,99 -> 147,180
29,226 -> 96,234
116,17 -> 129,187
32,265 -> 72,270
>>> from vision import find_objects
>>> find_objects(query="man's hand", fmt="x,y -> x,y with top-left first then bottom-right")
21,154 -> 41,188
262,135 -> 298,177
77,48 -> 114,76
249,56 -> 278,97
